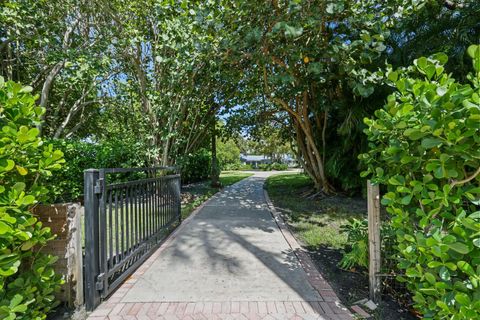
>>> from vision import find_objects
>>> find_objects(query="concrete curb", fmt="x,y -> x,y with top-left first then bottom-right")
263,187 -> 355,319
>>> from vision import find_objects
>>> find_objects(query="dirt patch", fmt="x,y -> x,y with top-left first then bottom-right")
305,246 -> 416,320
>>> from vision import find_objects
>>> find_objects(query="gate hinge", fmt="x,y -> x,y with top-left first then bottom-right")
95,273 -> 105,291
94,178 -> 104,194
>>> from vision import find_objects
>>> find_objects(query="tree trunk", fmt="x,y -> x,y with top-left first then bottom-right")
37,61 -> 64,135
210,118 -> 221,188
273,95 -> 334,194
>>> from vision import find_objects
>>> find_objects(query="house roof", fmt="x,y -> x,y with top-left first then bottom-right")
240,154 -> 269,162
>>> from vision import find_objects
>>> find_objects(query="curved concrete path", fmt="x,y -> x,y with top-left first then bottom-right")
88,172 -> 353,320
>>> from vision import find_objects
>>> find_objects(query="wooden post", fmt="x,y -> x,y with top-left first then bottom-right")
367,180 -> 381,303
210,116 -> 221,188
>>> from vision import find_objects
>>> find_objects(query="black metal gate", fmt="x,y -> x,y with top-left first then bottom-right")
84,167 -> 181,311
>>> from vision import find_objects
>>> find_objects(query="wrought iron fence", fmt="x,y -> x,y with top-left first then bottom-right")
84,167 -> 181,311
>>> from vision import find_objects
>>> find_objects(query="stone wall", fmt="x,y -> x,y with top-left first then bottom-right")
33,203 -> 84,309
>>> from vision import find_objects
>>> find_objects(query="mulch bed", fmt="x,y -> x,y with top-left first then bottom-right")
305,246 -> 417,320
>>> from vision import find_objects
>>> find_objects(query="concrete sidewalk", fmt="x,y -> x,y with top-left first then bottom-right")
88,172 -> 353,320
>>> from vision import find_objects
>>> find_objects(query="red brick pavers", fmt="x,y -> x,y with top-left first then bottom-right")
87,172 -> 354,320
88,301 -> 353,320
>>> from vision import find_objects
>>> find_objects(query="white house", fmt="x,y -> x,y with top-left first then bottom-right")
239,154 -> 271,168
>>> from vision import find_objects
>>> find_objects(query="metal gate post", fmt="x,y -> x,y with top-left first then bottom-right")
98,169 -> 108,297
175,176 -> 181,223
84,169 -> 101,311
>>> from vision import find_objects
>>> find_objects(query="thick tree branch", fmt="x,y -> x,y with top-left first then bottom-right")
450,166 -> 480,187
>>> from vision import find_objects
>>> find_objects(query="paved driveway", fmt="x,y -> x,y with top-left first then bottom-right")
87,171 -> 353,320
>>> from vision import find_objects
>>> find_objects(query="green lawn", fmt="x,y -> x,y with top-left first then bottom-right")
181,171 -> 253,219
265,173 -> 365,250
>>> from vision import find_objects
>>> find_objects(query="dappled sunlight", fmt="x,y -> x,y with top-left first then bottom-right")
121,171 -> 322,303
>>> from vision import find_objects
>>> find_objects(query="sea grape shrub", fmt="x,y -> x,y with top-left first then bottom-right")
0,78 -> 64,319
177,148 -> 211,184
360,46 -> 480,319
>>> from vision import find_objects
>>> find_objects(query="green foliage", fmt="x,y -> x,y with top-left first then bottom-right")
177,148 -> 211,184
258,163 -> 271,171
3,0 -> 479,194
239,163 -> 253,170
217,139 -> 240,170
265,173 -> 361,250
339,218 -> 369,270
45,139 -> 149,202
258,163 -> 288,171
265,173 -> 313,193
271,163 -> 288,171
360,47 -> 480,319
339,218 -> 397,271
222,163 -> 253,171
0,78 -> 64,319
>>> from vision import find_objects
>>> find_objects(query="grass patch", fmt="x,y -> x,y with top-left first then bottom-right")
181,171 -> 253,219
265,173 -> 365,250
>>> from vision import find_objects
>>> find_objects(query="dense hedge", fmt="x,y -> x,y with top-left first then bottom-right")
177,148 -> 211,184
361,47 -> 480,319
0,78 -> 64,319
45,142 -> 214,202
258,162 -> 288,171
223,163 -> 252,171
46,139 -> 149,202
217,138 -> 241,170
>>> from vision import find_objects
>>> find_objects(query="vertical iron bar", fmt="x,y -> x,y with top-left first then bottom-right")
120,187 -> 125,259
143,182 -> 152,241
138,183 -> 142,246
163,178 -> 168,227
175,175 -> 181,222
165,177 -> 169,226
142,182 -> 149,242
138,183 -> 140,247
178,175 -> 182,222
108,189 -> 113,270
157,178 -> 161,232
134,184 -> 137,249
125,185 -> 130,255
141,181 -> 145,243
156,179 -> 159,232
139,182 -> 145,242
159,177 -> 164,229
140,184 -> 147,244
151,179 -> 155,237
170,177 -> 175,222
156,180 -> 159,231
147,181 -> 151,241
142,183 -> 148,242
169,177 -> 173,223
98,169 -> 108,297
132,184 -> 136,250
115,189 -> 119,265
84,169 -> 101,311
155,178 -> 158,235
155,179 -> 158,235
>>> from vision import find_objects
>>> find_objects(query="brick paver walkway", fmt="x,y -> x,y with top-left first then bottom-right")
87,172 -> 354,320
